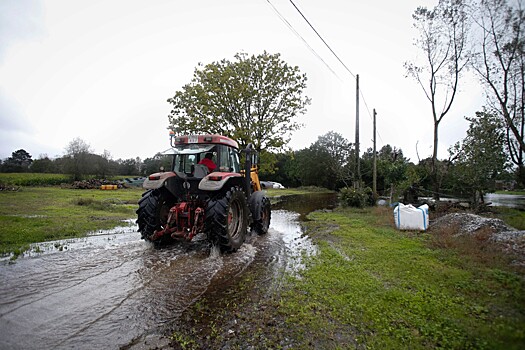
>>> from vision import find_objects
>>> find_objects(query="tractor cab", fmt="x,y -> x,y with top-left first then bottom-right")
165,135 -> 241,178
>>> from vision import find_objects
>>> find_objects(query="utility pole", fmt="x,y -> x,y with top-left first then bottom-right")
355,74 -> 360,188
373,109 -> 377,195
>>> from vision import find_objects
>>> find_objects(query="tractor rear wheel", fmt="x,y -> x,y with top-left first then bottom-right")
136,188 -> 175,243
205,187 -> 248,252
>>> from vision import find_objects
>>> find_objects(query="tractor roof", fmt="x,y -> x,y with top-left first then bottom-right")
173,134 -> 239,149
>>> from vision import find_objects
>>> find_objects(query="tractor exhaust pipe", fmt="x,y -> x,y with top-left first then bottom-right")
244,144 -> 254,199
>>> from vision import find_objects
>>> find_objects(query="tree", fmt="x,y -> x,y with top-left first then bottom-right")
95,150 -> 114,178
362,145 -> 409,199
30,154 -> 57,173
447,110 -> 508,206
167,52 -> 310,156
312,131 -> 354,188
142,153 -> 172,175
471,0 -> 525,186
405,0 -> 470,198
1,149 -> 33,172
116,158 -> 142,176
289,132 -> 354,190
64,138 -> 93,180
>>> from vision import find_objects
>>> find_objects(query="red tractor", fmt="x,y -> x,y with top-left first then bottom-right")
136,134 -> 271,252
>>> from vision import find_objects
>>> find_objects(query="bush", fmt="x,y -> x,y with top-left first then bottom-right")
340,187 -> 376,208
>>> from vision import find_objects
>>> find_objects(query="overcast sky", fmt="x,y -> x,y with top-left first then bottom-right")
0,0 -> 484,163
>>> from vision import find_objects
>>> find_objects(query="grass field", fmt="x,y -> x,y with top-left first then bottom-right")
169,206 -> 525,349
0,173 -> 71,186
280,207 -> 525,348
0,185 -> 327,258
0,186 -> 144,257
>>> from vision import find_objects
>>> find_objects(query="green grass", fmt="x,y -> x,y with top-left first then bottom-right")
495,190 -> 525,195
265,186 -> 334,197
0,173 -> 71,186
0,186 -> 144,257
0,173 -> 140,187
279,207 -> 525,349
491,207 -> 525,230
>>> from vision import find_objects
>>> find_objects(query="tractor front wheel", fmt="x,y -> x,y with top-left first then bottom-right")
205,187 -> 248,253
252,195 -> 271,235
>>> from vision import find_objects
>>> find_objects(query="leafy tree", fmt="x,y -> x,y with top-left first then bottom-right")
167,52 -> 310,157
1,149 -> 33,172
142,153 -> 172,175
260,151 -> 300,188
447,110 -> 508,206
362,145 -> 409,199
471,0 -> 525,186
63,138 -> 93,180
313,131 -> 355,188
289,132 -> 354,190
292,146 -> 337,189
30,154 -> 57,173
405,0 -> 470,198
94,150 -> 114,178
116,158 -> 142,176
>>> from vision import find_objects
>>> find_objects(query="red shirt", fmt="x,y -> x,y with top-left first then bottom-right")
199,158 -> 216,172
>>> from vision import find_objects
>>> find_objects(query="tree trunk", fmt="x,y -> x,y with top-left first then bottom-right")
432,120 -> 440,200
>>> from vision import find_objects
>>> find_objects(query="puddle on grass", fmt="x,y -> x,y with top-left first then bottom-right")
22,219 -> 139,258
0,192 -> 338,349
272,192 -> 339,220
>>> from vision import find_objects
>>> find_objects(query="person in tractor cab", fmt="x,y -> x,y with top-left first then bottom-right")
199,152 -> 216,173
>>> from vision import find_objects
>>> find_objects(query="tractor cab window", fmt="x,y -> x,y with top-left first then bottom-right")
229,147 -> 240,172
216,145 -> 240,173
174,154 -> 197,174
172,144 -> 214,175
170,143 -> 239,175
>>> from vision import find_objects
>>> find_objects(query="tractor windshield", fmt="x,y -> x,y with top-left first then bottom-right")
170,144 -> 240,176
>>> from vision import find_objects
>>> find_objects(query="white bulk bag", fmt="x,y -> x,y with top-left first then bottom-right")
393,203 -> 429,231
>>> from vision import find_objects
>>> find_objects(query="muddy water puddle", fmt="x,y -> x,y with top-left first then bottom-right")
0,192 -> 338,349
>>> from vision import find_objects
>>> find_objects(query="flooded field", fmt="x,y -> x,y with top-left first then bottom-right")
0,193 -> 337,349
485,193 -> 525,209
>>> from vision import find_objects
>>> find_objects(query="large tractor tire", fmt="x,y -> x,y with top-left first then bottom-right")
136,188 -> 175,243
251,195 -> 271,235
205,187 -> 248,253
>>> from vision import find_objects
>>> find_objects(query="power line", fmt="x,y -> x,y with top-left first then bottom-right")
265,0 -> 342,81
266,0 -> 385,149
359,88 -> 384,143
288,0 -> 356,79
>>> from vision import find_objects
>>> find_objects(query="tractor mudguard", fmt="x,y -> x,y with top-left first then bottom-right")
198,172 -> 243,191
143,172 -> 177,190
248,190 -> 266,222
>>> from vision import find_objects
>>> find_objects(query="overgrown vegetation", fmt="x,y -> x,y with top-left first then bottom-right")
339,186 -> 375,208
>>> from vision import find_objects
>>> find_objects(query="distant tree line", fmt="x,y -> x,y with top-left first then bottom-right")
0,114 -> 518,208
0,138 -> 171,180
258,114 -> 516,208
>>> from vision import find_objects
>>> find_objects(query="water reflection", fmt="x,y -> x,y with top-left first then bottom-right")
485,193 -> 525,209
272,192 -> 338,220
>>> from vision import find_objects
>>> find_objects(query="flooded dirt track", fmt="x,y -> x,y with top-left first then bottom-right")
0,192 -> 338,350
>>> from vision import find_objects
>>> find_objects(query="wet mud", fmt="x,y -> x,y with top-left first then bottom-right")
0,192 -> 337,349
